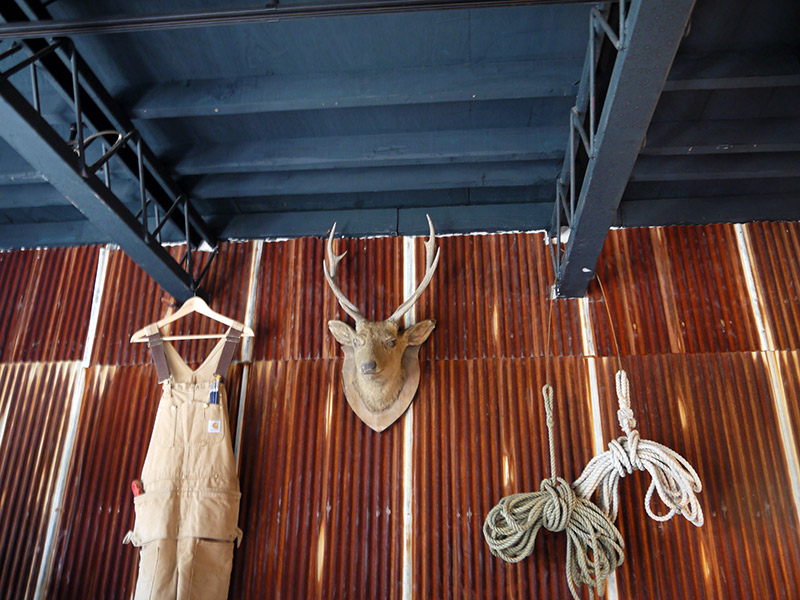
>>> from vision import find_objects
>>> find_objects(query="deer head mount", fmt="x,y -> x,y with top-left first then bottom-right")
324,216 -> 441,432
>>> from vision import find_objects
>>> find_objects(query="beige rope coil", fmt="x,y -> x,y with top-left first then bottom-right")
573,370 -> 704,526
484,385 -> 625,600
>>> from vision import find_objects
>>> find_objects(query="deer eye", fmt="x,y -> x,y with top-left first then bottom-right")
353,336 -> 364,347
385,337 -> 396,348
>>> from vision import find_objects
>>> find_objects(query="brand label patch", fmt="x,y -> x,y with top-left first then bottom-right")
208,419 -> 222,434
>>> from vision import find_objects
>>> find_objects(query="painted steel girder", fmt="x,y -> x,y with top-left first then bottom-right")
0,76 -> 196,302
556,0 -> 696,297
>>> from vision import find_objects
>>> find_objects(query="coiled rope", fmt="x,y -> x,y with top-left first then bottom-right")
573,370 -> 704,526
483,385 -> 625,600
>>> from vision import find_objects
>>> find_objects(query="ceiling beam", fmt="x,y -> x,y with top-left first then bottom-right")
555,0 -> 696,297
0,76 -> 196,301
642,118 -> 800,155
0,1 -> 594,39
619,193 -> 800,227
172,127 -> 565,175
664,51 -> 800,91
632,152 -> 800,181
0,220 -> 107,248
128,59 -> 580,119
214,200 -> 553,239
188,160 -> 560,198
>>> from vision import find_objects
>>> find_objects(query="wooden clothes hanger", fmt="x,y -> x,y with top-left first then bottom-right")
130,296 -> 255,342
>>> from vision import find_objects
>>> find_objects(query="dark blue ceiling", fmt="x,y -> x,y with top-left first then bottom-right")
0,0 -> 798,245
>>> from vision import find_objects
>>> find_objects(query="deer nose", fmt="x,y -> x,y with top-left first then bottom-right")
359,361 -> 378,374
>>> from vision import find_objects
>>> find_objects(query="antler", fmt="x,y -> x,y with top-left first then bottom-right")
388,214 -> 441,324
323,223 -> 365,323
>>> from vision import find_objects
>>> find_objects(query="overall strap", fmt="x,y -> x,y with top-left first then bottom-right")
215,326 -> 243,379
145,324 -> 171,383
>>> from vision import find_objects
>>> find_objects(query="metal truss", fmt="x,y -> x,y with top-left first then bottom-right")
0,6 -> 218,302
550,0 -> 695,297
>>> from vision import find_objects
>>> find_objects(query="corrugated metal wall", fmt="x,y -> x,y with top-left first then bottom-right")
1,224 -> 799,599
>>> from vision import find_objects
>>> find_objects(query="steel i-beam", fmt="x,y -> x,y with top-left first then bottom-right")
555,0 -> 696,297
0,76 -> 197,302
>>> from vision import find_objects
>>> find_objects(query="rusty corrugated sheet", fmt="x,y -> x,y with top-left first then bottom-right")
46,361 -> 245,599
744,221 -> 800,351
593,354 -> 800,599
413,357 -> 596,599
253,235 -> 404,361
0,224 -> 797,600
777,351 -> 800,472
590,225 -> 762,356
0,361 -> 80,600
92,241 -> 255,366
232,359 -> 404,599
414,233 -> 583,359
0,246 -> 98,362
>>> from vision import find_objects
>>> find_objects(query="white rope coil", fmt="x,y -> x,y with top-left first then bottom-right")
573,370 -> 704,526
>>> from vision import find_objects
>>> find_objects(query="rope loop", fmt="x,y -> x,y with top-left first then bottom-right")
542,384 -> 554,428
573,370 -> 704,526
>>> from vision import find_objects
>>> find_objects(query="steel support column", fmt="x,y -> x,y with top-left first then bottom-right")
553,0 -> 695,297
0,77 -> 196,302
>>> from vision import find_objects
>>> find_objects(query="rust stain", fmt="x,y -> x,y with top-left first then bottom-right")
0,362 -> 80,600
591,225 -> 762,356
0,246 -> 98,362
744,221 -> 800,351
414,233 -> 583,359
253,235 -> 404,361
231,359 -> 404,599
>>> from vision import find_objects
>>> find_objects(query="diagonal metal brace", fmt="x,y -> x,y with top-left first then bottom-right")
0,76 -> 198,302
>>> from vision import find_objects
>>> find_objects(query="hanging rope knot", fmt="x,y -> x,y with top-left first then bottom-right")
484,386 -> 625,600
574,370 -> 704,527
540,477 -> 576,533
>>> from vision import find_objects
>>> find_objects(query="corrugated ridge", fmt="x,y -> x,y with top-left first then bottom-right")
593,353 -> 800,599
0,361 -> 79,600
232,359 -> 404,599
91,241 -> 254,366
590,225 -> 761,356
47,365 -> 156,599
253,235 -> 404,361
46,362 -> 245,599
413,357 -> 595,599
744,221 -> 800,351
0,247 -> 98,362
777,351 -> 800,483
414,233 -> 583,359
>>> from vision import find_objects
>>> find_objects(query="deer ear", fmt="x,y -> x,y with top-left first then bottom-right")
403,319 -> 436,346
328,320 -> 357,346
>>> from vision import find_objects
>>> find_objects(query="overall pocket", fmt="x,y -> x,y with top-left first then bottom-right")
188,539 -> 234,599
133,491 -> 179,544
150,401 -> 177,448
180,489 -> 242,542
192,402 -> 227,447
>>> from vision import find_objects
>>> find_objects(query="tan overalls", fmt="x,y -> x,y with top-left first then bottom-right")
124,324 -> 243,600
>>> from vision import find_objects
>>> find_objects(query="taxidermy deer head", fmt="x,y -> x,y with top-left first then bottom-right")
324,216 -> 440,432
